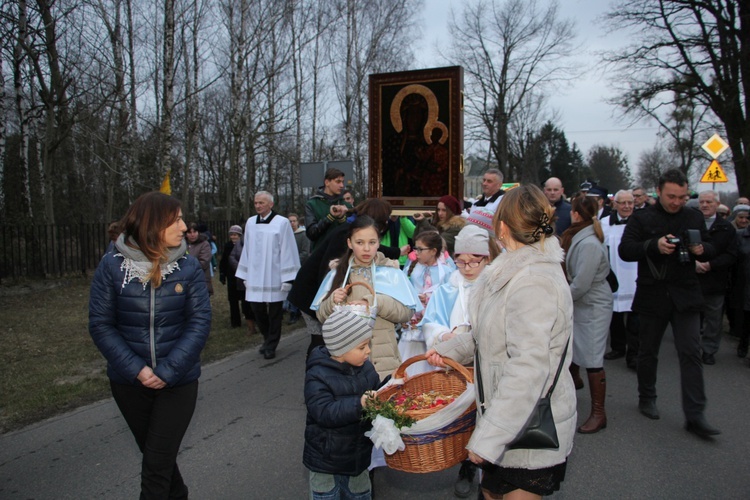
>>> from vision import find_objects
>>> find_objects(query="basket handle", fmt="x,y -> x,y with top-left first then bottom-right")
345,280 -> 375,297
395,354 -> 473,384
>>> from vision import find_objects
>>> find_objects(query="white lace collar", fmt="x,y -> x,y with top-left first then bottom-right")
117,254 -> 182,290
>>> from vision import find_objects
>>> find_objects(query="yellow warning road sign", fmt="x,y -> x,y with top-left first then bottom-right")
701,134 -> 729,159
699,160 -> 729,183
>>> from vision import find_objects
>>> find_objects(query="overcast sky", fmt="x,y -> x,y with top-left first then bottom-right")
414,0 -> 734,191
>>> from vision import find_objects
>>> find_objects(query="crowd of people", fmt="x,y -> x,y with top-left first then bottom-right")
88,167 -> 748,499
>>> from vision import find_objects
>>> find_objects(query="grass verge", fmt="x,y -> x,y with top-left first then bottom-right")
0,275 -> 301,433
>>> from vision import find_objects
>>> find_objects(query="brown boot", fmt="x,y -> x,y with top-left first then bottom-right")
569,363 -> 584,390
578,370 -> 607,434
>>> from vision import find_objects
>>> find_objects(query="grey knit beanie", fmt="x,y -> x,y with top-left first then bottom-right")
322,309 -> 373,357
454,224 -> 490,256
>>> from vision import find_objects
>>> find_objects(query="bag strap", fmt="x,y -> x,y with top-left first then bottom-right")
475,336 -> 570,415
544,337 -> 570,398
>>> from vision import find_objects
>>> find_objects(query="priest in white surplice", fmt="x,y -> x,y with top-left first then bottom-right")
236,191 -> 301,359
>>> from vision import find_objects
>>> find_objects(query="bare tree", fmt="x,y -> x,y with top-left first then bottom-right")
159,0 -> 175,176
0,49 -> 5,215
13,0 -> 33,219
329,0 -> 417,189
637,145 -> 676,191
604,0 -> 750,194
616,73 -> 711,178
447,0 -> 578,179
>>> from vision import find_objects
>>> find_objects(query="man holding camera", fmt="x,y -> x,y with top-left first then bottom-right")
619,169 -> 721,439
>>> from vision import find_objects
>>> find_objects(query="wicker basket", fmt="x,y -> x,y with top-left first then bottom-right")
376,354 -> 476,473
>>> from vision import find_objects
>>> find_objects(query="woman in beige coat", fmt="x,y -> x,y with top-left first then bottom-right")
427,185 -> 576,499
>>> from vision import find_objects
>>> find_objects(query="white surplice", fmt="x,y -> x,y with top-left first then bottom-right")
235,213 -> 301,303
602,220 -> 637,312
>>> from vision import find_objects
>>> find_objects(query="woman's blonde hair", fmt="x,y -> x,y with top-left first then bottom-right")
493,184 -> 555,246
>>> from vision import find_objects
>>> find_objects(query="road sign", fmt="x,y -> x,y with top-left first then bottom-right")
699,160 -> 729,183
701,134 -> 729,158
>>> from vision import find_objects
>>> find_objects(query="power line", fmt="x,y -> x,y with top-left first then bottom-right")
567,127 -> 659,134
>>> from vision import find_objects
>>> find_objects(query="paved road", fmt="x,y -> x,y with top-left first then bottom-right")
1,327 -> 749,499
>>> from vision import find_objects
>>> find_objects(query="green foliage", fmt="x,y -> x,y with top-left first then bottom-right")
362,393 -> 416,430
586,145 -> 633,192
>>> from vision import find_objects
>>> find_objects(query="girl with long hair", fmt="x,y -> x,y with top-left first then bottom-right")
312,215 -> 420,381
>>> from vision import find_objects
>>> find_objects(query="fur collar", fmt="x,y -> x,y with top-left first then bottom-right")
439,215 -> 467,231
477,237 -> 564,297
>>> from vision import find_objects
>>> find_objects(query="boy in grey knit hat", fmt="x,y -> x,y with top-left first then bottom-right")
303,309 -> 380,498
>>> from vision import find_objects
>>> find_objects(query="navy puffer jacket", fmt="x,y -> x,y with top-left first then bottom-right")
89,243 -> 212,387
303,346 -> 379,475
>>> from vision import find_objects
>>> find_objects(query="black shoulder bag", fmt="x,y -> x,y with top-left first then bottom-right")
475,337 -> 569,450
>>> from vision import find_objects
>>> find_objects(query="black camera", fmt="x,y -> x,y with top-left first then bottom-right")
667,230 -> 701,264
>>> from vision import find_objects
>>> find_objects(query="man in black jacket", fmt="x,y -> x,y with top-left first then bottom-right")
696,190 -> 736,365
619,169 -> 721,438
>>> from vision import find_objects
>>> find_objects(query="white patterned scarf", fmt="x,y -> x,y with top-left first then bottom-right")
114,233 -> 187,289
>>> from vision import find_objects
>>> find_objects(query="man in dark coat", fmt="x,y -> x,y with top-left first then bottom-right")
619,169 -> 721,438
696,190 -> 736,365
543,177 -> 571,235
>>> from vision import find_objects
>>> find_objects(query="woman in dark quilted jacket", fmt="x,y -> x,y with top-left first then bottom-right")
89,191 -> 211,499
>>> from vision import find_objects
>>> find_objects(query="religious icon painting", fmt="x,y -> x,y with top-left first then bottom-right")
369,66 -> 464,214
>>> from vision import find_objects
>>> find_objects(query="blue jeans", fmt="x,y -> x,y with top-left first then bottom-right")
309,470 -> 371,500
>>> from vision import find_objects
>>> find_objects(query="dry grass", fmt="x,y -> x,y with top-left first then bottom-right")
0,275 -> 300,433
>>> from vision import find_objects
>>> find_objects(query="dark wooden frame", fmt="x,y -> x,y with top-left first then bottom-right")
368,66 -> 463,213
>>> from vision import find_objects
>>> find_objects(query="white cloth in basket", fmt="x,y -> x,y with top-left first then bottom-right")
366,382 -> 475,455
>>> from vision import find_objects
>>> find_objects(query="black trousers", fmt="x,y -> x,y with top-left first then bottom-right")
110,380 -> 198,500
609,311 -> 640,362
637,310 -> 706,420
250,301 -> 284,353
227,278 -> 253,327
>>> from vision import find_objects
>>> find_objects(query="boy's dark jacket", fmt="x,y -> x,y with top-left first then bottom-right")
303,345 -> 379,475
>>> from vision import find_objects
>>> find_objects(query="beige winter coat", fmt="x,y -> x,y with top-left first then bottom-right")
316,253 -> 414,380
434,237 -> 577,469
